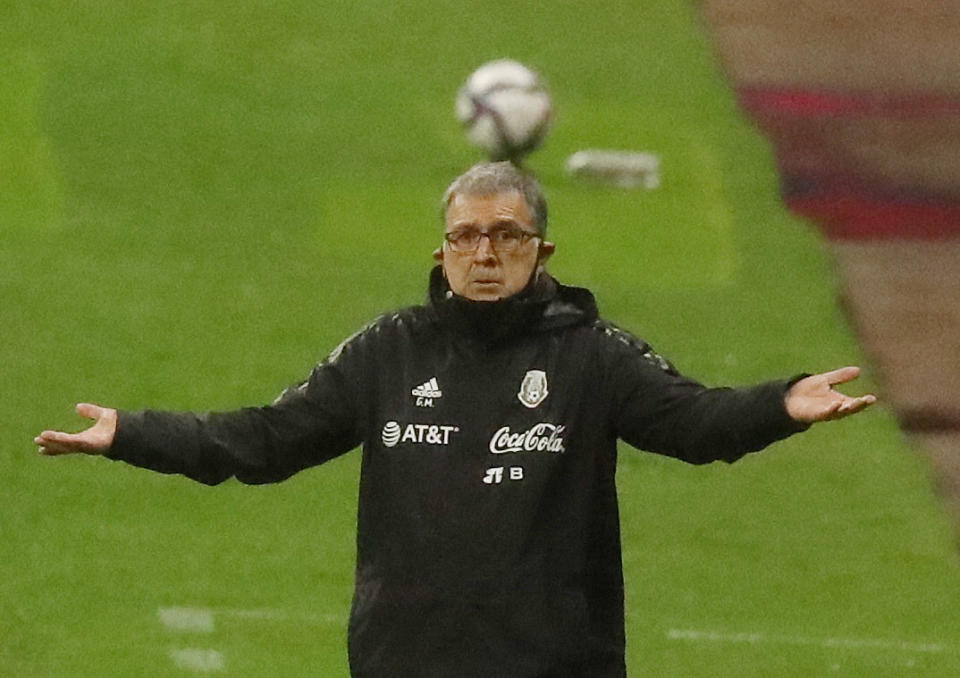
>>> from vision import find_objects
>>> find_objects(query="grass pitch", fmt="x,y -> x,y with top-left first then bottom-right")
3,1 -> 959,676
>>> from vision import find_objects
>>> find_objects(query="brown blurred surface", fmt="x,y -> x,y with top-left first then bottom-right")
832,240 -> 960,429
744,112 -> 960,198
702,0 -> 960,92
702,0 -> 960,539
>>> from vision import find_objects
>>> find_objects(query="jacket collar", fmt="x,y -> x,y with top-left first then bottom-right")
427,266 -> 597,345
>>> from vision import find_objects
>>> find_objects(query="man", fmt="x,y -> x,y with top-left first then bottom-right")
36,162 -> 875,677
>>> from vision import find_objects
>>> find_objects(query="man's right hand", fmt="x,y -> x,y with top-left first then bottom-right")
35,403 -> 117,456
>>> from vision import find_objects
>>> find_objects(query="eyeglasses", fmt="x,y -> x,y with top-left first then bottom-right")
443,226 -> 540,253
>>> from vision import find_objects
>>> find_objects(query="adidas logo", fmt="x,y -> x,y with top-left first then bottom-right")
412,377 -> 442,406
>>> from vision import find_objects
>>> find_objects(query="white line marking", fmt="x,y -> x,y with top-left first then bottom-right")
157,605 -> 343,673
215,607 -> 344,624
667,628 -> 955,655
158,607 -> 215,633
158,605 -> 343,629
168,648 -> 225,673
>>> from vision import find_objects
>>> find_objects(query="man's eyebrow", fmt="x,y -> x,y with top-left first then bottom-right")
446,216 -> 533,234
447,220 -> 478,231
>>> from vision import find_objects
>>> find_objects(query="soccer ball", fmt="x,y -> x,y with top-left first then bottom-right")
455,59 -> 552,163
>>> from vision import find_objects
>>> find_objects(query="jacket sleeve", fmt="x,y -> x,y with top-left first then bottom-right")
604,328 -> 808,464
106,343 -> 364,485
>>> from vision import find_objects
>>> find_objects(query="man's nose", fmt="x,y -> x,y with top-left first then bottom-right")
473,235 -> 497,260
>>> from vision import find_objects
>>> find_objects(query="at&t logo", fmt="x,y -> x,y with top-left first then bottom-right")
381,421 -> 460,448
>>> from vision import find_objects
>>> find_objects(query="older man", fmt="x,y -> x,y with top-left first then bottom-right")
37,162 -> 874,677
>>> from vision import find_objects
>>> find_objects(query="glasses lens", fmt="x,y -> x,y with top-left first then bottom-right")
492,229 -> 514,248
448,230 -> 479,251
446,228 -> 535,252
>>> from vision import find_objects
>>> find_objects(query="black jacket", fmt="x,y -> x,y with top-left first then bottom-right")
108,268 -> 806,677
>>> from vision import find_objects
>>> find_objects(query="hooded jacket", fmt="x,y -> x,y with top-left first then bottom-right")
108,267 -> 806,677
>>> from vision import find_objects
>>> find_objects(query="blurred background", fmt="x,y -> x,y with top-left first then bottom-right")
3,1 -> 959,675
702,0 -> 960,534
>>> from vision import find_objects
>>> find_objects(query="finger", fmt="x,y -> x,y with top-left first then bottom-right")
38,430 -> 102,454
819,366 -> 861,387
35,430 -> 83,446
821,400 -> 844,419
38,442 -> 62,455
837,395 -> 877,416
36,430 -> 98,455
37,439 -> 75,455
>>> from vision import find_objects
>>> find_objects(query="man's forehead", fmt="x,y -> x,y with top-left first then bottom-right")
445,190 -> 533,227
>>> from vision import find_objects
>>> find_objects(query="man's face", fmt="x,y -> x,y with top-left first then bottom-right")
435,191 -> 554,302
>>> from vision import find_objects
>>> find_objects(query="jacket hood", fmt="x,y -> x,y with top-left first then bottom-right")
427,265 -> 598,344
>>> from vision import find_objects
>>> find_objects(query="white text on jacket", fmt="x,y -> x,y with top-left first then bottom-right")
489,423 -> 566,454
382,421 -> 459,448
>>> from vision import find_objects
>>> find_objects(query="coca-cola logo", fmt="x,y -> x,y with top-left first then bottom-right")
489,423 -> 566,455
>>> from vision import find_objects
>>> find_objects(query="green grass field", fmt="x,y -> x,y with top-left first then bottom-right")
4,1 -> 959,675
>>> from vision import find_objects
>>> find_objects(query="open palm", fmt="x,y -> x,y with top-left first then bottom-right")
35,403 -> 117,456
785,367 -> 877,424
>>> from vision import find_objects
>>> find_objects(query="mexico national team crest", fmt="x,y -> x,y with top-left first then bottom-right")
518,370 -> 549,408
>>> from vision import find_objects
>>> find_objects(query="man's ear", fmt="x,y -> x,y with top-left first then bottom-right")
538,241 -> 556,265
432,246 -> 443,262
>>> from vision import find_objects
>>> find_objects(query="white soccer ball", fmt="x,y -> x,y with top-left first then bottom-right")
455,59 -> 552,162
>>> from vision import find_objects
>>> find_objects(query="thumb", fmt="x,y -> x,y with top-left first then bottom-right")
76,402 -> 106,420
820,366 -> 861,387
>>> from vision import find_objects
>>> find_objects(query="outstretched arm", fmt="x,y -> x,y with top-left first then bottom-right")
33,320 -> 377,485
33,351 -> 364,486
784,366 -> 877,424
35,403 -> 117,456
608,325 -> 878,464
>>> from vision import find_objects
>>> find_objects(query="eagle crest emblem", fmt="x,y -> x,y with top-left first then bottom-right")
518,370 -> 549,408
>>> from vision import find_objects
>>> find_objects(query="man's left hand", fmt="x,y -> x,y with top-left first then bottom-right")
785,366 -> 877,424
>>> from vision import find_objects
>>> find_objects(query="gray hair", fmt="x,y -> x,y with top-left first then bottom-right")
442,161 -> 548,236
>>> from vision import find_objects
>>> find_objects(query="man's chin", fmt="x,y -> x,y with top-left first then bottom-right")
464,282 -> 506,301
